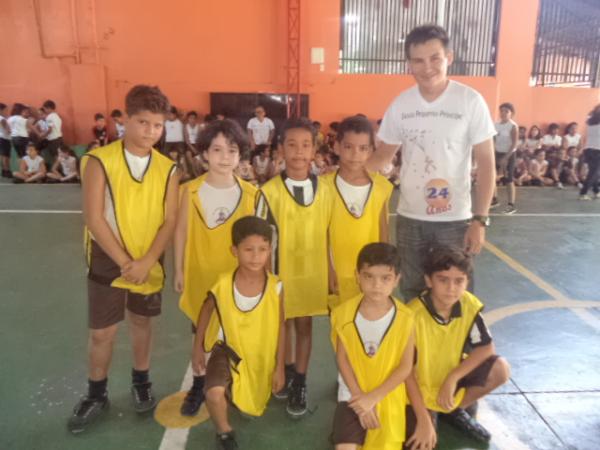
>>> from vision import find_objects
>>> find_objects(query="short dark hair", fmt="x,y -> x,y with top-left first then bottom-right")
0,103 -> 6,111
42,100 -> 56,110
186,111 -> 198,118
198,119 -> 250,154
534,148 -> 545,157
94,113 -> 105,121
110,109 -> 123,118
124,85 -> 170,117
548,123 -> 559,132
232,216 -> 272,246
405,24 -> 450,59
279,117 -> 316,145
588,104 -> 600,126
169,106 -> 178,115
312,121 -> 321,127
423,246 -> 473,278
337,115 -> 375,147
356,243 -> 401,274
528,125 -> 540,138
564,122 -> 577,134
329,121 -> 340,131
499,102 -> 515,114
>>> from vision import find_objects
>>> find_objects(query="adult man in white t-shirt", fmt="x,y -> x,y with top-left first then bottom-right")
369,25 -> 496,302
41,100 -> 63,166
247,105 -> 275,149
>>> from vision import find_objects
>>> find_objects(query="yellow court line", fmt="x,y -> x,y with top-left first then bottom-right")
483,241 -> 570,302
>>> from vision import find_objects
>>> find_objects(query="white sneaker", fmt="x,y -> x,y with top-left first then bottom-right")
577,182 -> 583,189
595,193 -> 600,199
557,182 -> 564,189
579,194 -> 592,201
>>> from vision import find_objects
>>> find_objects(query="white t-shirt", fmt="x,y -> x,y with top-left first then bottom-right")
23,155 -> 44,172
337,306 -> 395,402
165,119 -> 184,143
335,175 -> 371,217
563,133 -> 581,148
247,117 -> 275,145
0,117 -> 9,139
525,138 -> 541,152
378,80 -> 496,221
8,115 -> 28,138
59,155 -> 77,176
45,112 -> 62,140
115,123 -> 125,139
37,119 -> 49,134
198,182 -> 242,228
494,120 -> 517,153
217,281 -> 283,341
586,124 -> 600,150
186,124 -> 200,144
253,155 -> 270,176
541,134 -> 561,147
103,150 -> 151,238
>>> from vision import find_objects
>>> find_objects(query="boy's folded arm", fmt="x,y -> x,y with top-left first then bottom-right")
369,331 -> 415,403
336,339 -> 363,398
448,341 -> 495,382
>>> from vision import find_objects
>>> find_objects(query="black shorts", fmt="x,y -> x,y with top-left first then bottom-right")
495,152 -> 516,182
0,138 -> 11,157
11,137 -> 28,158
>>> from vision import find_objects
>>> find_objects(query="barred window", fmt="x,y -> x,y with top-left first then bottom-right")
339,0 -> 502,76
531,0 -> 600,88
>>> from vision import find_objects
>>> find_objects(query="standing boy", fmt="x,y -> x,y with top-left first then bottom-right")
325,115 -> 393,307
68,85 -> 179,433
256,118 -> 332,418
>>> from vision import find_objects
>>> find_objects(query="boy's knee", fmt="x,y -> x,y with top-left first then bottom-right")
90,325 -> 118,346
205,386 -> 226,404
490,357 -> 511,385
295,317 -> 312,336
128,312 -> 152,328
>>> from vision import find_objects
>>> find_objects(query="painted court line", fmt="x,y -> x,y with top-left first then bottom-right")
0,209 -> 82,214
158,363 -> 194,450
388,212 -> 600,218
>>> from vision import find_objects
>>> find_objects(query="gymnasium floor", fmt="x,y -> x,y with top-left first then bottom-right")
1,181 -> 599,450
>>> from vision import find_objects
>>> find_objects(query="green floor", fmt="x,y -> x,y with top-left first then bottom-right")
0,182 -> 599,450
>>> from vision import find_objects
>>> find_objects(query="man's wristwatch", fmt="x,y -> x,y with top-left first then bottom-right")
471,215 -> 490,227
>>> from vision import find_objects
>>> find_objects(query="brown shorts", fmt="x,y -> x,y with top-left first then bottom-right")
204,344 -> 233,394
87,240 -> 162,329
332,403 -> 418,448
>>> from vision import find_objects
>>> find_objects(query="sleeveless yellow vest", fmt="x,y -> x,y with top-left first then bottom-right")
331,295 -> 414,450
81,140 -> 175,295
324,171 -> 393,308
204,270 -> 281,416
259,175 -> 331,318
408,291 -> 483,412
178,174 -> 257,322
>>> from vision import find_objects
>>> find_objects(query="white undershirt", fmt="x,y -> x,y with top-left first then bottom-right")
335,175 -> 371,217
198,182 -> 241,228
165,119 -> 184,142
23,155 -> 44,172
217,280 -> 283,340
337,306 -> 395,402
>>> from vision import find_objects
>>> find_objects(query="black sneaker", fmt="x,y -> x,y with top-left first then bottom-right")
216,431 -> 239,450
441,407 -> 491,443
67,394 -> 109,434
131,381 -> 157,413
273,365 -> 296,400
1,170 -> 12,178
286,383 -> 307,418
180,384 -> 205,416
490,198 -> 500,209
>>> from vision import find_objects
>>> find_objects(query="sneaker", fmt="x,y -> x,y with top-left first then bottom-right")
273,365 -> 296,400
577,182 -> 583,189
440,408 -> 491,443
595,193 -> 600,199
216,431 -> 239,450
286,383 -> 307,418
1,170 -> 12,178
557,182 -> 564,189
180,384 -> 205,416
490,198 -> 500,209
579,194 -> 592,201
131,382 -> 157,413
502,204 -> 517,215
67,394 -> 109,434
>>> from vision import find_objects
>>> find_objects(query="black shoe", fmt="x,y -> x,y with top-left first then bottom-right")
273,365 -> 296,400
216,431 -> 239,450
286,382 -> 307,418
12,178 -> 24,184
180,384 -> 205,416
490,198 -> 500,209
1,170 -> 12,178
67,394 -> 109,434
441,408 -> 491,443
131,381 -> 157,413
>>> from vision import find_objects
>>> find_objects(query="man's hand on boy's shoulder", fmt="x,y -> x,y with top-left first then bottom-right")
437,373 -> 459,411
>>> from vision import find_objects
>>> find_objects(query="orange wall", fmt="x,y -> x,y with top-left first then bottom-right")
1,0 -> 598,144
